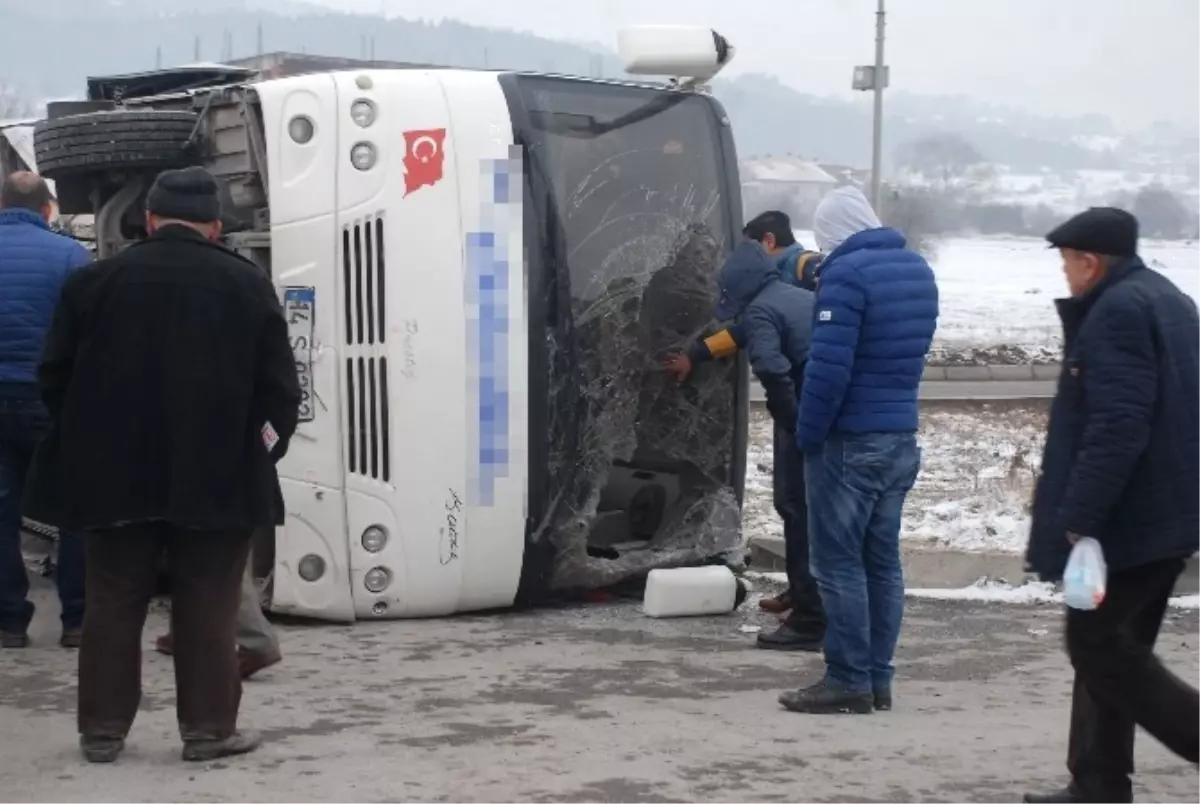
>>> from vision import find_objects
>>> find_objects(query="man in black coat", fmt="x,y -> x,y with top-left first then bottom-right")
1023,208 -> 1199,804
24,167 -> 301,764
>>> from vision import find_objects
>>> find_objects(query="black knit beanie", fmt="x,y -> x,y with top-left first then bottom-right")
146,166 -> 221,223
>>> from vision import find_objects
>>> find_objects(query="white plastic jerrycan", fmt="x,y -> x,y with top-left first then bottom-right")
643,565 -> 740,618
1063,536 -> 1107,611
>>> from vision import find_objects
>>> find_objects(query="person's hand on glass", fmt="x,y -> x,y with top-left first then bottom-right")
663,353 -> 693,383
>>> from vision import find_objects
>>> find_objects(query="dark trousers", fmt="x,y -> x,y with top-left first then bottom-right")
78,523 -> 252,742
1065,557 -> 1199,802
772,424 -> 825,632
0,389 -> 85,633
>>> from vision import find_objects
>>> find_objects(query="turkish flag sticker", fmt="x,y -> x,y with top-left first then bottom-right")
402,128 -> 447,196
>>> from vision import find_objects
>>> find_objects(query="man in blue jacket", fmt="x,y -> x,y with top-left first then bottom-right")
710,237 -> 826,651
0,172 -> 91,649
781,186 -> 938,715
664,211 -> 823,388
1022,208 -> 1198,804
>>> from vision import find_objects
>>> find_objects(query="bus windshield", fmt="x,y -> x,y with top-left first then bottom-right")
504,75 -> 744,592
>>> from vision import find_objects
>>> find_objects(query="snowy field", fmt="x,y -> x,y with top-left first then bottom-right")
743,401 -> 1048,555
794,230 -> 1200,364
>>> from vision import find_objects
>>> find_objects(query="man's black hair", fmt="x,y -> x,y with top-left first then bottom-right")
0,172 -> 52,212
743,210 -> 796,248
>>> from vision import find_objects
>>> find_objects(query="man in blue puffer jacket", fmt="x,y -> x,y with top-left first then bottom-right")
0,172 -> 91,649
711,237 -> 826,651
780,186 -> 939,715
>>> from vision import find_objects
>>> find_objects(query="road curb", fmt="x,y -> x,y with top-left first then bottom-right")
924,363 -> 1061,381
748,535 -> 1199,595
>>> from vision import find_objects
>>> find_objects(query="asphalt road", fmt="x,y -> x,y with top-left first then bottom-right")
1,581 -> 1196,803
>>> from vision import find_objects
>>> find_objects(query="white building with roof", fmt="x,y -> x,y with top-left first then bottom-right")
740,156 -> 838,225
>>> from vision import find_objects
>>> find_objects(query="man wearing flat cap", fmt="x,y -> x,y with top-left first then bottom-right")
24,166 -> 301,764
1023,207 -> 1199,803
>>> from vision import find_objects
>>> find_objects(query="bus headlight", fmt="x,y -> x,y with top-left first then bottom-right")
350,99 -> 377,128
363,566 -> 392,593
288,115 -> 315,144
298,553 -> 326,582
350,142 -> 377,171
361,525 -> 388,553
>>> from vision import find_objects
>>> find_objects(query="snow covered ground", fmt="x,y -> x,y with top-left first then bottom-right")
743,401 -> 1048,555
794,229 -> 1199,364
927,236 -> 1199,363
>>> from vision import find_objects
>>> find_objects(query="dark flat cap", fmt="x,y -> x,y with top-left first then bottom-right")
1046,207 -> 1138,257
146,166 -> 221,223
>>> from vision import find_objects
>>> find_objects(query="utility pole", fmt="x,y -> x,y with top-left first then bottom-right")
155,45 -> 162,69
870,0 -> 886,210
194,35 -> 201,62
854,0 -> 889,210
257,22 -> 264,57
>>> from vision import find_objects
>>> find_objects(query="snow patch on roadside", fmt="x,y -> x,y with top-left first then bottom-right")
744,403 -> 1048,555
907,579 -> 1059,604
748,573 -> 1199,610
904,402 -> 1047,554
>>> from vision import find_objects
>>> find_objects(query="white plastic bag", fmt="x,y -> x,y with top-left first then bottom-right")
1063,536 -> 1107,611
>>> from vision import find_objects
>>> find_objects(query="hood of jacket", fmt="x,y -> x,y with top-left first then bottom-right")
813,186 -> 882,253
715,239 -> 779,321
823,226 -> 910,263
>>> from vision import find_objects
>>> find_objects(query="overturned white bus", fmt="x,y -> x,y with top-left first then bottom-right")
32,26 -> 750,622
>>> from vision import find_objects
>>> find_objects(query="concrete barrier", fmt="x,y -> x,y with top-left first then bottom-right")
924,363 -> 1061,381
1032,363 -> 1063,381
748,535 -> 1199,595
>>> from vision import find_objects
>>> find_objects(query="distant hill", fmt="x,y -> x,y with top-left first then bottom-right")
1,0 -> 620,95
2,0 -> 1195,178
712,74 -> 1195,174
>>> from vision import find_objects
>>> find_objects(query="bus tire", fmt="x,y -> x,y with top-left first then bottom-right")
33,110 -> 201,181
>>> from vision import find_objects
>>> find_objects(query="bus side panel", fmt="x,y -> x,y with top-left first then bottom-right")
257,74 -> 355,622
334,70 -> 470,617
437,72 -> 527,612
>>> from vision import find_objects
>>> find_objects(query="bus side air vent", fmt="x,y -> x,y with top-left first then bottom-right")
341,213 -> 391,484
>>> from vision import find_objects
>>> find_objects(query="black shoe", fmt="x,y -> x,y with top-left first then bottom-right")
756,623 -> 823,652
779,680 -> 874,715
874,687 -> 892,711
60,628 -> 83,649
1022,787 -> 1082,804
0,631 -> 28,649
80,736 -> 125,763
182,730 -> 263,762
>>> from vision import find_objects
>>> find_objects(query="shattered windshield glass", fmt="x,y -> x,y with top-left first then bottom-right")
504,76 -> 745,594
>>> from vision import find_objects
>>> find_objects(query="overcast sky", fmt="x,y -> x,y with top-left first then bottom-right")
310,0 -> 1198,131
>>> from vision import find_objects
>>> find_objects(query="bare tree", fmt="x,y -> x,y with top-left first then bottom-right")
880,186 -> 940,261
895,133 -> 993,200
1132,185 -> 1193,240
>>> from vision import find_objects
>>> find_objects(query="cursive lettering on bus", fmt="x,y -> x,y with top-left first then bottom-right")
401,319 -> 419,379
439,487 -> 463,565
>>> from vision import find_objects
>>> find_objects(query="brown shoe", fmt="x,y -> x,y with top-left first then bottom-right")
60,628 -> 83,649
155,633 -> 174,656
238,648 -> 281,680
758,591 -> 793,614
181,729 -> 262,762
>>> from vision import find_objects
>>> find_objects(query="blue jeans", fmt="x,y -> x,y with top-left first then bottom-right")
805,431 -> 920,693
0,387 -> 85,633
